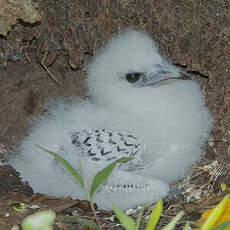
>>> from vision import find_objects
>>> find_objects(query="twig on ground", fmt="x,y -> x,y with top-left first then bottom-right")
41,51 -> 61,87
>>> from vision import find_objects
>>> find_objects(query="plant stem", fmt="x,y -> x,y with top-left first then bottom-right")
89,199 -> 102,230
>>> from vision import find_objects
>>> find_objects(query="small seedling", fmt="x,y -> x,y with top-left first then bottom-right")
36,144 -> 131,229
112,195 -> 230,230
113,200 -> 184,230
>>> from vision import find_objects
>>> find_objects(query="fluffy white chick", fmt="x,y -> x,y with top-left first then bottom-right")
9,29 -> 212,210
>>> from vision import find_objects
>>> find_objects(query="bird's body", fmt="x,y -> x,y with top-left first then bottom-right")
10,30 -> 212,210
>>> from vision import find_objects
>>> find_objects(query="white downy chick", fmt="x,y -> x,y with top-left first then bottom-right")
9,30 -> 212,210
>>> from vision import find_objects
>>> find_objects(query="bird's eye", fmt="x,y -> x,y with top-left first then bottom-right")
125,72 -> 142,83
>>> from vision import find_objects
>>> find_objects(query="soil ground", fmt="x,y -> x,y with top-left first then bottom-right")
0,0 -> 229,229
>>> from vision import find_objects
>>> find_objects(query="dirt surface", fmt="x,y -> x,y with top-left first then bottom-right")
0,0 -> 229,229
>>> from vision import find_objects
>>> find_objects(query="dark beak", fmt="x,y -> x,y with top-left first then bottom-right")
179,72 -> 191,80
137,64 -> 191,87
146,71 -> 191,86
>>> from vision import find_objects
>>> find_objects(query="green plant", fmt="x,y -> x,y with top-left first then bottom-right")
35,145 -> 230,230
199,194 -> 230,230
11,210 -> 56,230
113,195 -> 230,230
36,144 -> 131,229
113,200 -> 185,230
11,195 -> 230,230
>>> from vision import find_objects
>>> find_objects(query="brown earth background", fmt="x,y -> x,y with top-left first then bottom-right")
0,0 -> 229,229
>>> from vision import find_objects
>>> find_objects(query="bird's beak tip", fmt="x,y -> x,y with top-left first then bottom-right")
179,72 -> 191,80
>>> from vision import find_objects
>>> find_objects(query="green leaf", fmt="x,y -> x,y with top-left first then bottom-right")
22,210 -> 56,230
185,221 -> 200,228
135,206 -> 145,230
57,215 -> 99,230
11,202 -> 29,213
36,145 -> 85,188
162,211 -> 184,230
10,226 -> 19,230
182,222 -> 190,230
89,157 -> 132,199
145,200 -> 163,230
113,205 -> 135,230
213,220 -> 230,230
201,195 -> 230,230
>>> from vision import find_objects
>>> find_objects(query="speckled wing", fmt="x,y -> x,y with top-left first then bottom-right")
70,129 -> 169,210
70,129 -> 146,170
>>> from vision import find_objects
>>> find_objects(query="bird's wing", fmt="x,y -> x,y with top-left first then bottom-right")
93,169 -> 169,210
70,129 -> 146,169
70,129 -> 168,210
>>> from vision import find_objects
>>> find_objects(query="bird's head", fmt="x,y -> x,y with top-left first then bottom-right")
87,29 -> 190,109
